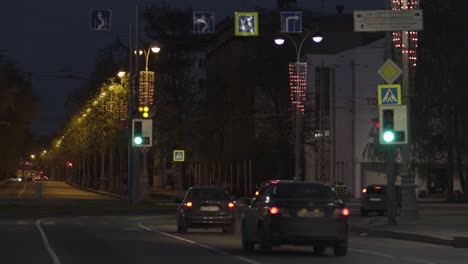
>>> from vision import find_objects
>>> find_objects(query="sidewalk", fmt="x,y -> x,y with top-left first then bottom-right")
351,214 -> 468,248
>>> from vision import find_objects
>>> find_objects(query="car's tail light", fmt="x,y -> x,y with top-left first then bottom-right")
341,208 -> 350,216
228,202 -> 235,209
374,186 -> 382,190
185,201 -> 193,207
269,206 -> 279,215
362,188 -> 367,194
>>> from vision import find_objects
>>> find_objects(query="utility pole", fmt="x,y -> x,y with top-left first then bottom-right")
397,0 -> 419,221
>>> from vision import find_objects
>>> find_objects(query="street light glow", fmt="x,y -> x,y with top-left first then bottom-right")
312,33 -> 323,43
151,47 -> 161,53
117,71 -> 126,78
274,38 -> 285,45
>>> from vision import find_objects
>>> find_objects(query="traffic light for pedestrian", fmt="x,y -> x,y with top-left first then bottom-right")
379,105 -> 407,144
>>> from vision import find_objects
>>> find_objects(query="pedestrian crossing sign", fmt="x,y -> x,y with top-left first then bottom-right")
173,150 -> 185,162
378,84 -> 401,105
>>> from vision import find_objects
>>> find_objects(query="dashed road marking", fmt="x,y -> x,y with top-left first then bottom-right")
138,222 -> 264,264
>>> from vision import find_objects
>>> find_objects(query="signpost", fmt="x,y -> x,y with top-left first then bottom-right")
90,9 -> 112,30
281,12 -> 302,33
193,12 -> 215,33
353,9 -> 423,32
173,150 -> 185,162
378,59 -> 402,84
356,6 -> 424,223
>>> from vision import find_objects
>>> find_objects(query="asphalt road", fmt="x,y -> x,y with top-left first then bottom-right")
1,213 -> 467,264
0,180 -> 116,200
1,182 -> 468,264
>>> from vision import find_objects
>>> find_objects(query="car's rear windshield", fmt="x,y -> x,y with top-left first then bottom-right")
367,186 -> 387,195
188,189 -> 229,200
272,184 -> 337,200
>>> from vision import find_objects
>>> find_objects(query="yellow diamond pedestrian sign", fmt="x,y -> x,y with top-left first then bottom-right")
378,84 -> 401,105
378,59 -> 402,84
173,150 -> 185,162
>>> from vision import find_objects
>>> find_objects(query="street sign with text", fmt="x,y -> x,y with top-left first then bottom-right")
354,9 -> 423,32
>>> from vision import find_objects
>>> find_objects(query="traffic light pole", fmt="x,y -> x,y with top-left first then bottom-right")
386,144 -> 397,225
397,0 -> 418,221
127,22 -> 135,204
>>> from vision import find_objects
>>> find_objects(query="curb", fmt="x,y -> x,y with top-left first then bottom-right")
350,225 -> 458,247
65,181 -> 124,199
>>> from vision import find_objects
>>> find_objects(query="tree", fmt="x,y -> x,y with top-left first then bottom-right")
0,55 -> 39,179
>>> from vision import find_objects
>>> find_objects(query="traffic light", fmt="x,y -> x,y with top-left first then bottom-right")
138,106 -> 150,118
382,109 -> 394,143
379,105 -> 407,144
132,118 -> 153,147
133,120 -> 143,145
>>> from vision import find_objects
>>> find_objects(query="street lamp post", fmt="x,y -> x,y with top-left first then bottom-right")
136,42 -> 160,201
275,31 -> 322,182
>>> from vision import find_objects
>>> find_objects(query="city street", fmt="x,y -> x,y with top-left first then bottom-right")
0,213 -> 467,264
0,181 -> 467,264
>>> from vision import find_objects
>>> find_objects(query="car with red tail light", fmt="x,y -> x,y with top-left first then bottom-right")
241,182 -> 349,256
176,187 -> 236,233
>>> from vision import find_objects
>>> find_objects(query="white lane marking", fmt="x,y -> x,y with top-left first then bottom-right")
234,256 -> 264,264
138,222 -> 264,264
405,258 -> 438,264
138,223 -> 196,244
18,182 -> 28,198
42,221 -> 56,226
16,220 -> 31,225
198,243 -> 229,255
351,248 -> 438,264
350,248 -> 395,258
36,219 -> 62,264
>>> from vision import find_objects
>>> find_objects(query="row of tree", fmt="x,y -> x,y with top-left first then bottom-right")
0,54 -> 39,180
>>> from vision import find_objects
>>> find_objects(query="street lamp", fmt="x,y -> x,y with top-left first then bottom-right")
134,41 -> 160,201
137,42 -> 161,73
275,30 -> 323,182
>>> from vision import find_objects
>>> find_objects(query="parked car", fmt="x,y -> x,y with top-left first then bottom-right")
176,187 -> 236,233
241,181 -> 349,256
360,184 -> 401,216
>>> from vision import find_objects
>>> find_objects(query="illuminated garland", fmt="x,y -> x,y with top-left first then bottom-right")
392,0 -> 419,67
289,62 -> 307,113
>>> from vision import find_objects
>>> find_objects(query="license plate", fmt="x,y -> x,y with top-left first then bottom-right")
200,206 -> 219,212
297,209 -> 324,218
369,198 -> 382,201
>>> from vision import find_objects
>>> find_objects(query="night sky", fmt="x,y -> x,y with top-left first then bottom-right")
0,0 -> 384,136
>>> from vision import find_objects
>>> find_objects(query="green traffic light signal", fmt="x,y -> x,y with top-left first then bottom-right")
383,131 -> 395,143
134,136 -> 143,145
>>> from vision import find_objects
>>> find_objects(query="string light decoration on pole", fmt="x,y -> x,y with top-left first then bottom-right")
137,42 -> 160,118
275,30 -> 323,181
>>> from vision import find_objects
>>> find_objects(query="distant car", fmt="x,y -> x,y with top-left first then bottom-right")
254,179 -> 293,196
241,181 -> 350,256
360,184 -> 401,216
176,187 -> 236,233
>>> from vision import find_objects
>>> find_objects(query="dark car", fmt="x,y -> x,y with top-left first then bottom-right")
254,179 -> 293,196
176,187 -> 236,233
241,181 -> 350,256
360,184 -> 402,216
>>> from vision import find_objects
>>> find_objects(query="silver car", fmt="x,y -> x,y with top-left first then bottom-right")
241,182 -> 349,256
